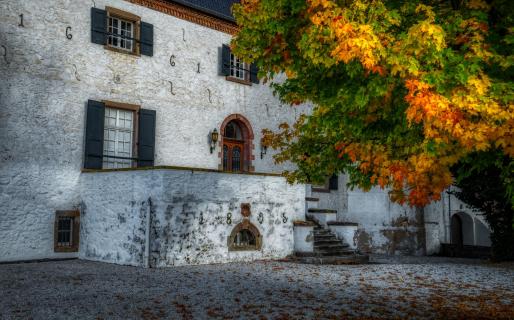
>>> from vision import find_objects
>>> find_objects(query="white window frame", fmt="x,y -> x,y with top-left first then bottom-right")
107,16 -> 134,52
230,53 -> 248,81
103,107 -> 135,169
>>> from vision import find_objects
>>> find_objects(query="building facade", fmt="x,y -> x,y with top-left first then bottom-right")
0,0 -> 491,266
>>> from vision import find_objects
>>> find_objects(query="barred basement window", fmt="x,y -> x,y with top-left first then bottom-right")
234,229 -> 256,248
57,217 -> 73,247
228,220 -> 262,251
54,210 -> 80,252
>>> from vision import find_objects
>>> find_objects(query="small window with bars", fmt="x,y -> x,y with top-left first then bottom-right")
230,53 -> 248,81
54,210 -> 80,252
103,107 -> 134,169
108,16 -> 134,52
57,217 -> 73,247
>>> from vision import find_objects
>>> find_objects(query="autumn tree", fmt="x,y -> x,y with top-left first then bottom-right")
232,0 -> 514,209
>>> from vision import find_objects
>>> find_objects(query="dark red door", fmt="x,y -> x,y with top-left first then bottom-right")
223,139 -> 244,172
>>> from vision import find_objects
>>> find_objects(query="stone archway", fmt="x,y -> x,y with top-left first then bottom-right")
219,114 -> 255,172
452,212 -> 475,246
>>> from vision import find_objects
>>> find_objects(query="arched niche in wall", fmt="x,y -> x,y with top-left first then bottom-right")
228,219 -> 262,251
219,114 -> 255,172
451,212 -> 475,246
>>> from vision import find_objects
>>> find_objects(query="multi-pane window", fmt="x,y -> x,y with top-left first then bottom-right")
108,16 -> 133,51
230,53 -> 247,80
103,107 -> 134,169
57,217 -> 73,247
232,146 -> 241,171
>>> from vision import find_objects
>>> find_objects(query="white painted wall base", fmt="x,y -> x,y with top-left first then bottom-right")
328,224 -> 358,250
80,168 -> 305,267
293,225 -> 314,253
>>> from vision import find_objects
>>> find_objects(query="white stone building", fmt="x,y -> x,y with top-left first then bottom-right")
0,0 -> 491,266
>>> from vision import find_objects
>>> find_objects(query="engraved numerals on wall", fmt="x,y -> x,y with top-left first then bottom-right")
66,27 -> 72,40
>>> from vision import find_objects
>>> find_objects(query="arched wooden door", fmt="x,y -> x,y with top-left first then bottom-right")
222,120 -> 246,172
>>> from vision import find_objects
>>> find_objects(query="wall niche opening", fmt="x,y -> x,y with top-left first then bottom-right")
228,220 -> 262,251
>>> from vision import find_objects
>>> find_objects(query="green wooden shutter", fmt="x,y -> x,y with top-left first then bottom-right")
221,44 -> 231,76
140,21 -> 154,56
329,175 -> 339,190
91,8 -> 107,45
84,100 -> 105,169
250,63 -> 259,84
138,109 -> 156,167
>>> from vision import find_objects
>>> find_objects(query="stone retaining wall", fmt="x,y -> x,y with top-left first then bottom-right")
79,168 -> 305,266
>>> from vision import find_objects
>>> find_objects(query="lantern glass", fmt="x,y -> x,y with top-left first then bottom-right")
211,129 -> 219,143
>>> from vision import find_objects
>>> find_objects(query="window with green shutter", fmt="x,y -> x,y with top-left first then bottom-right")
91,6 -> 153,57
220,44 -> 259,85
84,100 -> 156,169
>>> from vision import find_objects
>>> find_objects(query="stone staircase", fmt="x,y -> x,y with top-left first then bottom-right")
310,216 -> 355,256
293,202 -> 369,264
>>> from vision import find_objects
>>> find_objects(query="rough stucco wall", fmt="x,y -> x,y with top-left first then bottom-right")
80,169 -> 305,266
0,0 -> 306,262
343,186 -> 426,256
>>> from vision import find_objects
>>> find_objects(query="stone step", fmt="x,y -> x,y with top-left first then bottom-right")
313,231 -> 337,237
308,208 -> 337,214
313,229 -> 333,234
315,241 -> 350,248
318,250 -> 356,256
314,232 -> 340,238
294,254 -> 369,265
314,243 -> 351,251
314,238 -> 344,244
314,245 -> 349,252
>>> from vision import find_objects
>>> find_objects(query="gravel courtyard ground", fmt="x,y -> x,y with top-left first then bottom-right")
1,257 -> 513,319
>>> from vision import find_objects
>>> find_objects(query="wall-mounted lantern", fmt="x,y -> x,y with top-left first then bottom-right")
210,129 -> 219,154
260,139 -> 268,159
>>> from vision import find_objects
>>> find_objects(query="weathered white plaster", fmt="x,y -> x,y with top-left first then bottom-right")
341,186 -> 425,255
328,224 -> 358,250
79,168 -> 305,266
293,225 -> 314,254
308,212 -> 337,227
